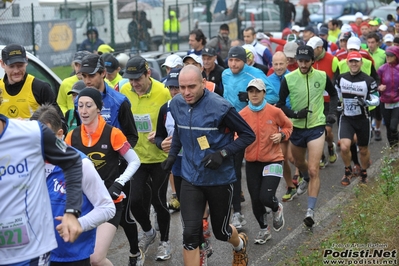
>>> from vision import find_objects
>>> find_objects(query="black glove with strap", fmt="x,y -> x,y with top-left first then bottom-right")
294,108 -> 312,119
108,182 -> 124,200
201,151 -> 225,170
161,156 -> 176,172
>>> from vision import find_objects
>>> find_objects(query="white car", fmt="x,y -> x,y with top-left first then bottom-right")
0,45 -> 61,95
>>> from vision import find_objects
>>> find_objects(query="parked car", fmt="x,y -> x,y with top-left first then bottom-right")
369,5 -> 397,20
0,45 -> 61,96
309,0 -> 383,25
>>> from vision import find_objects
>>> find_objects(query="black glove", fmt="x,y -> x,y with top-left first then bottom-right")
108,182 -> 124,200
355,96 -> 368,107
294,108 -> 312,119
238,92 -> 249,102
201,151 -> 224,170
326,114 -> 337,124
161,156 -> 176,172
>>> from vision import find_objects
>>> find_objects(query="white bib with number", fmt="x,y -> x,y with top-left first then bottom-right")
343,98 -> 362,116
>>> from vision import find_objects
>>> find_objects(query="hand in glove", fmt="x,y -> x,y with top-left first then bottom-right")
355,96 -> 368,107
326,114 -> 337,124
108,182 -> 124,200
161,156 -> 176,172
201,151 -> 224,170
237,92 -> 249,103
294,108 -> 312,119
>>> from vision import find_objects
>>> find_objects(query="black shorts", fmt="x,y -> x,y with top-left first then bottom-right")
338,116 -> 370,147
290,125 -> 325,148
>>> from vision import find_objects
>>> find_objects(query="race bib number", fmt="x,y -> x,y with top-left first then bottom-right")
0,215 -> 30,248
262,163 -> 283,178
384,102 -> 399,109
343,98 -> 362,116
134,114 -> 153,133
197,136 -> 210,150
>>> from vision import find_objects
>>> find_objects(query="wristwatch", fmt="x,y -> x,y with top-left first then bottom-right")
220,149 -> 228,158
280,132 -> 286,141
64,209 -> 81,218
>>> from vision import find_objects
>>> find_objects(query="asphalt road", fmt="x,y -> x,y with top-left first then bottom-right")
108,126 -> 389,266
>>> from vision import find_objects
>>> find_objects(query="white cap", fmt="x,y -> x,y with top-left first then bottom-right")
283,42 -> 298,58
115,53 -> 129,69
341,24 -> 353,34
307,36 -> 324,49
347,36 -> 361,50
162,54 -> 183,68
291,25 -> 301,32
183,54 -> 203,67
384,33 -> 394,43
355,12 -> 363,19
379,24 -> 388,32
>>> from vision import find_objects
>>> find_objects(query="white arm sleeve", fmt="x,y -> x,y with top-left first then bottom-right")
115,148 -> 141,186
78,158 -> 116,231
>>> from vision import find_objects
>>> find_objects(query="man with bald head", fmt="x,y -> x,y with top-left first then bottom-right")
161,65 -> 255,266
267,52 -> 297,202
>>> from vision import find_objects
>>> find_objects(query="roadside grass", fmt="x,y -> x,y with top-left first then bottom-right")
51,65 -> 72,80
280,146 -> 399,266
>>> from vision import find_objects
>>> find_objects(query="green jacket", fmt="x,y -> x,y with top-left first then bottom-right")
283,68 -> 328,129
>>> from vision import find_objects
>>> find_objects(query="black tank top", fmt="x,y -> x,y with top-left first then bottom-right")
71,124 -> 120,188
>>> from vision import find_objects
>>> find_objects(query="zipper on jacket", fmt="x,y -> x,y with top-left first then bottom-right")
188,106 -> 197,183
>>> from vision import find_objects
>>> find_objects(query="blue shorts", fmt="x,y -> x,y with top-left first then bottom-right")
290,125 -> 325,148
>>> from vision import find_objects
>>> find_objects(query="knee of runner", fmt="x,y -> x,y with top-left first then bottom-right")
183,229 -> 201,249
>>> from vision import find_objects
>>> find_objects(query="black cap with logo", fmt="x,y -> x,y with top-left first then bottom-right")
101,53 -> 119,73
296,45 -> 314,61
202,47 -> 216,57
123,56 -> 149,79
1,44 -> 27,65
79,54 -> 104,74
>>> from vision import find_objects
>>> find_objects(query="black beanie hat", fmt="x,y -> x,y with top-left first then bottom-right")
78,88 -> 103,111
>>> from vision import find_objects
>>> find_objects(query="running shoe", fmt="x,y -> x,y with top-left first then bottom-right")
167,195 -> 180,213
341,174 -> 351,186
254,226 -> 271,245
282,187 -> 297,202
128,249 -> 145,266
328,142 -> 338,163
303,208 -> 315,227
231,212 -> 247,229
319,154 -> 328,169
138,228 -> 156,254
156,241 -> 171,261
296,179 -> 308,196
352,164 -> 361,177
272,202 -> 285,232
292,174 -> 299,187
232,233 -> 248,266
